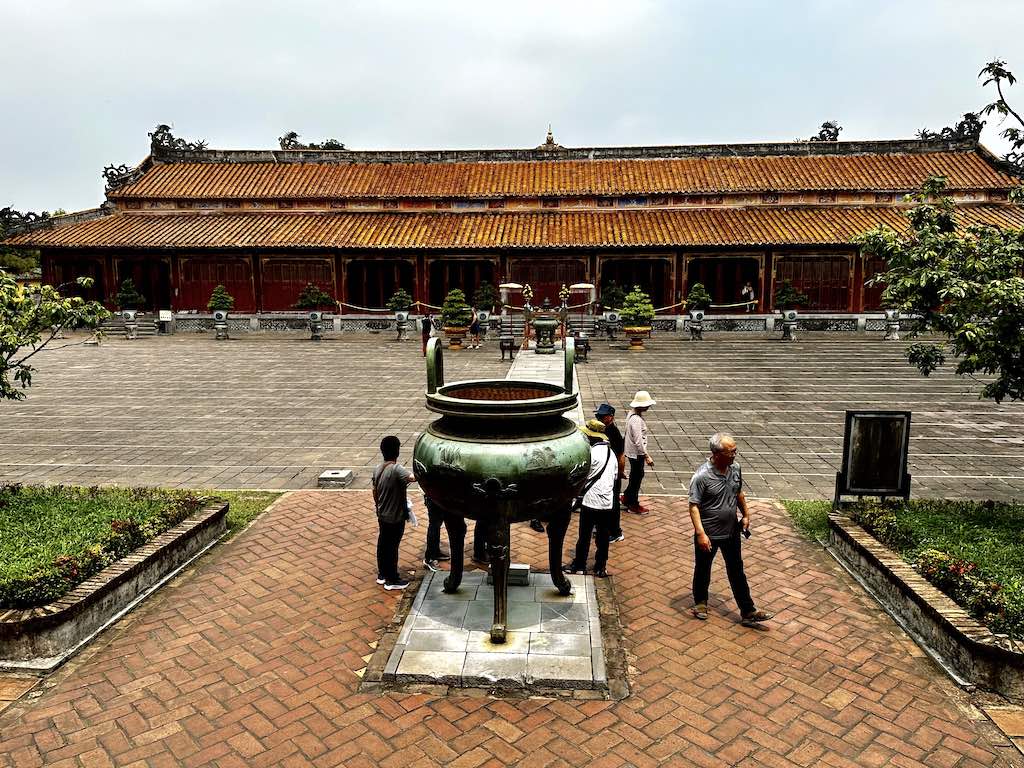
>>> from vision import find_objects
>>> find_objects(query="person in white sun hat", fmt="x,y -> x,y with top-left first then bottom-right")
622,390 -> 655,514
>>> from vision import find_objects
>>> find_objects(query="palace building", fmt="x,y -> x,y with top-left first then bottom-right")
4,128 -> 1022,314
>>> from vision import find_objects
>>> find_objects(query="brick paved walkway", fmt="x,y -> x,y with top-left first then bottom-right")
1,491 -> 1017,767
3,333 -> 1023,500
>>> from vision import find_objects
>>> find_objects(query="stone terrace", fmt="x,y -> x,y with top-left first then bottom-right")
1,491 -> 1020,766
2,333 -> 1023,500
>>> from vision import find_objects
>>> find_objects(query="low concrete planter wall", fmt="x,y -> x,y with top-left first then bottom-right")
828,512 -> 1024,703
0,502 -> 228,671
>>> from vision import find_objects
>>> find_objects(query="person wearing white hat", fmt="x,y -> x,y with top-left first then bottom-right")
622,390 -> 656,514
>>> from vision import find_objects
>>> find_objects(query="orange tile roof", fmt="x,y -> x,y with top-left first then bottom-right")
108,151 -> 1015,200
8,206 -> 1023,250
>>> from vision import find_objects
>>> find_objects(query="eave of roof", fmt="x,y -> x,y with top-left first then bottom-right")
7,206 -> 1023,251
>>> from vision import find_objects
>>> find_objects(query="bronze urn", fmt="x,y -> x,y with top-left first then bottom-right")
413,338 -> 590,642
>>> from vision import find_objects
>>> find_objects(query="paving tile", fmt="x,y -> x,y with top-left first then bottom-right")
466,630 -> 531,655
527,654 -> 594,688
404,629 -> 471,653
528,632 -> 591,657
395,650 -> 464,683
461,653 -> 527,689
985,708 -> 1024,737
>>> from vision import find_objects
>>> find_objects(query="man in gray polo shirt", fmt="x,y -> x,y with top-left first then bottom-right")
688,432 -> 773,626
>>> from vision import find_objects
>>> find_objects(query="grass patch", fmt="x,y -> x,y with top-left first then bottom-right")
0,485 -> 282,610
209,490 -> 282,536
0,485 -> 208,609
783,498 -> 1024,637
781,500 -> 830,541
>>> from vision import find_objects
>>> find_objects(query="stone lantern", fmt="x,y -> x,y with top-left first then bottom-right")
395,310 -> 410,341
780,309 -> 798,342
883,309 -> 900,341
308,311 -> 325,341
121,309 -> 139,340
213,310 -> 229,340
688,309 -> 705,341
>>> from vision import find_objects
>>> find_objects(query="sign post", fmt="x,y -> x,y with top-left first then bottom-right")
834,410 -> 912,507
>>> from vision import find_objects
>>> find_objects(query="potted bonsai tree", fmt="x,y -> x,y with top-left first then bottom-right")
620,285 -> 655,351
685,282 -> 713,313
114,278 -> 145,321
440,288 -> 472,350
773,280 -> 808,342
472,283 -> 499,314
207,284 -> 235,340
599,280 -> 625,313
293,283 -> 337,311
386,288 -> 414,312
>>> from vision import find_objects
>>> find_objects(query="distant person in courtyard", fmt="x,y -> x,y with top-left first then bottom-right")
468,308 -> 481,349
595,402 -> 626,542
420,314 -> 432,356
372,435 -> 417,590
741,281 -> 756,312
687,432 -> 773,626
623,390 -> 656,514
422,496 -> 451,571
564,419 -> 617,577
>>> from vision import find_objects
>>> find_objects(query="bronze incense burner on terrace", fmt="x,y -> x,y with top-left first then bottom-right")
413,338 -> 590,642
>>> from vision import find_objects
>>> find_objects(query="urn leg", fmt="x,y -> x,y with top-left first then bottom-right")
442,512 -> 467,593
546,506 -> 574,596
488,518 -> 511,643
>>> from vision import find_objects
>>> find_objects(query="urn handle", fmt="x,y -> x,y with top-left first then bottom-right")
426,337 -> 444,394
564,337 -> 575,394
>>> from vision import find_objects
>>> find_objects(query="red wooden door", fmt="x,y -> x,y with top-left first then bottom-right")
774,256 -> 851,311
510,259 -> 584,307
261,258 -> 334,310
179,258 -> 255,312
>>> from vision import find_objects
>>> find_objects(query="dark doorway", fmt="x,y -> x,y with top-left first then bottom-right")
686,257 -> 760,312
428,259 -> 495,306
600,259 -> 672,307
115,258 -> 172,311
862,255 -> 887,311
48,257 -> 105,303
347,259 -> 414,310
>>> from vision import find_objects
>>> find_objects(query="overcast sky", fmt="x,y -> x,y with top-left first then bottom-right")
2,0 -> 1022,213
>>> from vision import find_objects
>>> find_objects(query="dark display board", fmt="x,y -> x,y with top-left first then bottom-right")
834,411 -> 912,505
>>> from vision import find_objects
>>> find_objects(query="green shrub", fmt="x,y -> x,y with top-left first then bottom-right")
599,280 -> 625,311
207,284 -> 235,311
472,283 -> 499,312
293,283 -> 337,310
685,282 -> 713,311
114,278 -> 145,310
385,288 -> 414,311
440,289 -> 472,328
773,280 -> 809,310
620,285 -> 655,326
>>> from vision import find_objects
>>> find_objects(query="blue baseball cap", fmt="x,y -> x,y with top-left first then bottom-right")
594,403 -> 615,417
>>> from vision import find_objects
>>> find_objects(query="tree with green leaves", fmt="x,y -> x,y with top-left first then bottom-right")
472,283 -> 499,312
293,283 -> 337,310
979,59 -> 1024,175
386,288 -> 414,311
440,288 -> 472,328
114,279 -> 145,310
207,285 -> 235,312
1,272 -> 109,400
599,280 -> 626,311
859,177 -> 1024,402
685,282 -> 713,311
620,285 -> 655,327
773,280 -> 809,310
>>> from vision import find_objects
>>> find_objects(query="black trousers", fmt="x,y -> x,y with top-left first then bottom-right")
623,456 -> 645,507
570,505 -> 611,572
609,475 -> 623,538
376,517 -> 406,583
424,498 -> 444,560
692,532 -> 755,615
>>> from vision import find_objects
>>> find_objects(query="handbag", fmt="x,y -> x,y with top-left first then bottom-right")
573,444 -> 613,511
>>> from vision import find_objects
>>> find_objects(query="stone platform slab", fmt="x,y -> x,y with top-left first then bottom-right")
384,570 -> 607,691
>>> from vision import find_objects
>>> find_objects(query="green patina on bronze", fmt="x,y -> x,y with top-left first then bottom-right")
414,337 -> 590,643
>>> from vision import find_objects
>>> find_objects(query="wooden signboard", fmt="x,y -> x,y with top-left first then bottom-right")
834,410 -> 912,506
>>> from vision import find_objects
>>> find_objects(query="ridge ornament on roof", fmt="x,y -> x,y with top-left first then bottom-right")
102,163 -> 146,193
148,124 -> 208,155
535,126 -> 564,153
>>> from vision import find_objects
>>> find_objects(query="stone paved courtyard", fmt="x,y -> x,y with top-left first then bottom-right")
1,492 -> 1019,766
3,331 -> 1024,500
